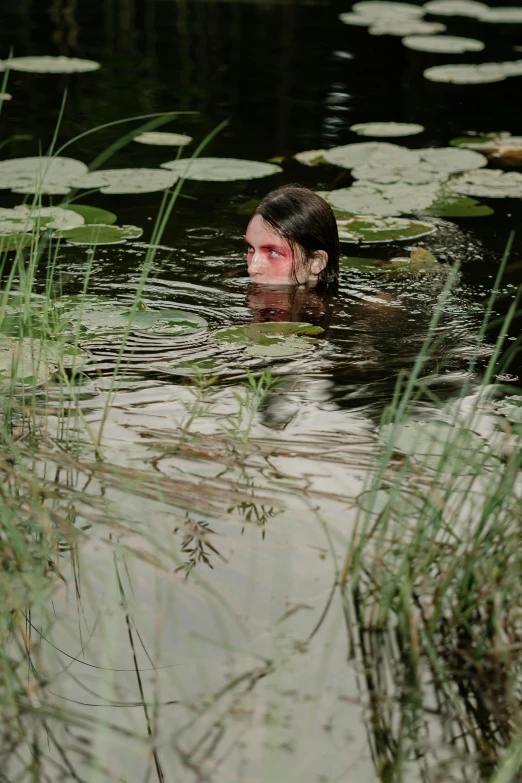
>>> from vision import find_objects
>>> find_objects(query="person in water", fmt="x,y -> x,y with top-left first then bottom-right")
245,184 -> 339,287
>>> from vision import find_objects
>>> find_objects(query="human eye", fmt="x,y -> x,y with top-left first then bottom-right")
268,249 -> 281,258
246,244 -> 254,253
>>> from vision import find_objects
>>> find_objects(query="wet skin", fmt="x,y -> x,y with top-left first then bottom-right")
245,214 -> 327,286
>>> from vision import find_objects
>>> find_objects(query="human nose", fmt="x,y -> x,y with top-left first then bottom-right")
248,250 -> 265,275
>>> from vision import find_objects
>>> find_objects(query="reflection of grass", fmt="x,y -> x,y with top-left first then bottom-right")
2,105 -> 522,783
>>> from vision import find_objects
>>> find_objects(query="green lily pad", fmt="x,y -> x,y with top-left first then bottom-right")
134,132 -> 193,146
339,2 -> 424,26
481,8 -> 522,23
340,250 -> 439,274
335,215 -> 437,243
450,132 -> 512,148
7,56 -> 100,73
125,308 -> 208,336
322,141 -> 408,170
380,419 -> 498,472
160,157 -> 282,182
424,61 -> 522,84
448,169 -> 522,198
211,321 -> 323,356
370,20 -> 446,34
349,122 -> 424,137
494,396 -> 522,424
0,233 -> 33,252
0,205 -> 85,235
0,338 -> 51,385
55,296 -> 207,339
0,156 -> 88,195
402,34 -> 485,53
64,204 -> 117,226
293,149 -> 328,166
53,224 -> 143,245
73,168 -> 179,194
423,0 -> 488,17
423,189 -> 494,216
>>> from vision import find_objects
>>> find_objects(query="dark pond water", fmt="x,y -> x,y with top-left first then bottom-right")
2,2 -> 522,782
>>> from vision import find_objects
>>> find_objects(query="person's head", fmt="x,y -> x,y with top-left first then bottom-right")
245,184 -> 339,287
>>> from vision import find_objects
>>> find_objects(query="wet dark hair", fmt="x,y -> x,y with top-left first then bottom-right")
252,184 -> 339,288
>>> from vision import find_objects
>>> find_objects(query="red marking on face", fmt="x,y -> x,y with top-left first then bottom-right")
245,215 -> 304,285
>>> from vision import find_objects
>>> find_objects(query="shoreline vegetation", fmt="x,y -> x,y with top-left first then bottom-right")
1,101 -> 522,780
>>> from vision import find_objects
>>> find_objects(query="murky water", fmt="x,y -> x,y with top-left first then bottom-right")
2,1 -> 522,781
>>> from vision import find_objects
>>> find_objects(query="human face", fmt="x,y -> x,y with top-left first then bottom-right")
245,214 -> 309,285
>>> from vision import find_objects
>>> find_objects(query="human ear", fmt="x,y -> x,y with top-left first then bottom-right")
310,250 -> 328,276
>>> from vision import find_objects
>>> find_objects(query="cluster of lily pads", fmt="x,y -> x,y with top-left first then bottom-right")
339,0 -> 522,84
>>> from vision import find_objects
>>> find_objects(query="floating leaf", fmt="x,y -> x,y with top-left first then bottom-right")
54,296 -> 207,339
53,224 -> 143,245
161,157 -> 282,182
0,156 -> 88,195
124,308 -> 208,336
410,247 -> 436,261
448,169 -> 522,198
354,1 -> 425,16
350,146 -> 487,184
349,122 -> 424,137
481,7 -> 522,23
64,204 -> 117,225
0,233 -> 33,252
424,61 -> 522,84
0,93 -> 12,101
73,168 -> 178,195
494,396 -> 522,424
380,419 -> 497,472
134,131 -> 193,147
211,321 -> 323,356
370,20 -> 446,34
0,205 -> 84,235
423,0 -> 488,16
423,189 -> 494,216
402,34 -> 484,52
340,1 -> 425,25
293,149 -> 328,166
449,134 -> 522,166
322,141 -> 409,170
0,338 -> 51,385
7,56 -> 100,73
335,215 -> 437,243
340,251 -> 439,273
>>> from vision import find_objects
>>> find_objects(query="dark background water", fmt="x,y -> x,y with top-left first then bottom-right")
2,0 -> 522,409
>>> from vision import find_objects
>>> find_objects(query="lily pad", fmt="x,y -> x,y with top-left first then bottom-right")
402,34 -> 484,52
353,1 -> 425,16
293,149 -> 328,166
73,168 -> 179,195
370,20 -> 446,34
423,0 -> 488,16
340,248 -> 440,273
134,132 -> 193,146
449,134 -> 522,166
0,156 -> 88,195
161,157 -> 282,182
322,141 -> 408,170
0,205 -> 85,235
7,56 -> 100,73
211,322 -> 323,357
0,233 -> 33,252
335,215 -> 437,243
0,93 -> 12,101
124,308 -> 208,336
54,296 -> 207,338
349,122 -> 424,137
380,419 -> 497,473
481,8 -> 522,23
53,224 -> 143,245
448,169 -> 522,198
350,146 -> 487,185
494,396 -> 522,424
424,61 -> 522,84
0,338 -> 51,385
64,204 -> 117,225
423,190 -> 494,216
